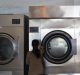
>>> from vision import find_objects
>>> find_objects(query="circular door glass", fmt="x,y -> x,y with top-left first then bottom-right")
0,37 -> 13,61
48,37 -> 68,58
0,34 -> 16,65
42,30 -> 73,64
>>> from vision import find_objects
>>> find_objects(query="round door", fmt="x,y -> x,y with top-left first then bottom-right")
0,33 -> 17,65
42,30 -> 73,64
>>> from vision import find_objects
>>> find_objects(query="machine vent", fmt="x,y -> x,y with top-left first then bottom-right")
12,19 -> 20,24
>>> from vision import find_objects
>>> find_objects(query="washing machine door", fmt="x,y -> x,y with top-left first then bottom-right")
0,33 -> 17,65
42,30 -> 73,64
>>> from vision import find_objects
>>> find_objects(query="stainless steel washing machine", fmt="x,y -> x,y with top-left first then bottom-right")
40,19 -> 77,74
0,14 -> 28,75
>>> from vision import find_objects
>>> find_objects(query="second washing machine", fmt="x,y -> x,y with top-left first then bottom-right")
29,18 -> 78,75
40,19 -> 77,74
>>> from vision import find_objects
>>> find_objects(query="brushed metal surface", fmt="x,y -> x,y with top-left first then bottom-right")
0,14 -> 24,26
29,6 -> 80,18
47,73 -> 80,75
0,71 -> 23,75
0,71 -> 12,75
29,19 -> 41,51
0,15 -> 24,75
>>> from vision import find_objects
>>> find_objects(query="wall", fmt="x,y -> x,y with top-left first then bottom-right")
0,0 -> 80,15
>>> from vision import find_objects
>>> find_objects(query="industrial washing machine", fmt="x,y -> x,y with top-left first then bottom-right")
29,18 -> 77,75
0,14 -> 28,75
40,19 -> 77,74
28,5 -> 80,75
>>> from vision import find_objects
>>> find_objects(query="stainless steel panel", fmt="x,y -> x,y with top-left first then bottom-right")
74,19 -> 80,70
46,6 -> 75,17
0,71 -> 12,75
12,71 -> 23,75
71,39 -> 77,55
40,19 -> 75,28
29,19 -> 41,51
74,19 -> 80,28
0,27 -> 24,70
0,71 -> 23,75
74,0 -> 80,5
0,14 -> 24,26
41,28 -> 75,40
47,73 -> 80,75
29,6 -> 80,18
